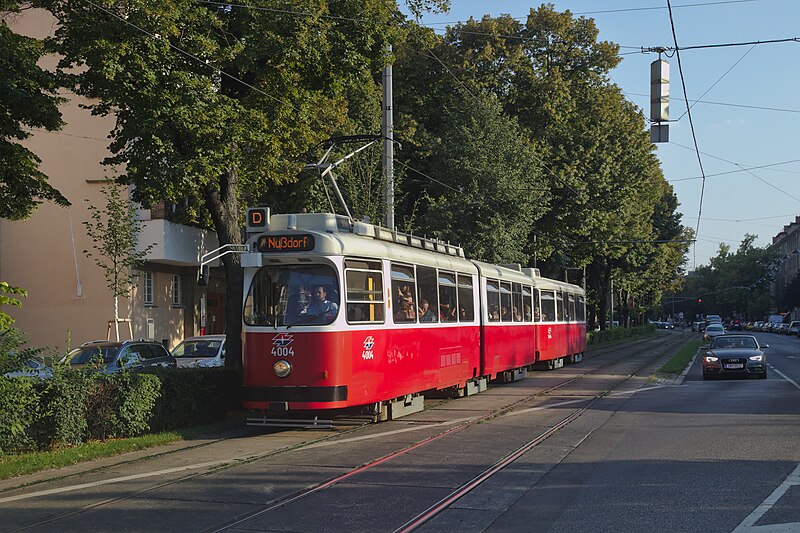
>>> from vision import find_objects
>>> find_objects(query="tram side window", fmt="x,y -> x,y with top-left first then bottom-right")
522,286 -> 533,322
577,295 -> 586,322
533,290 -> 541,321
344,259 -> 384,323
568,293 -> 576,322
500,282 -> 512,322
486,280 -> 500,322
417,266 -> 439,323
438,271 -> 457,322
391,264 -> 417,323
512,283 -> 523,322
540,290 -> 556,322
457,274 -> 475,322
556,291 -> 565,321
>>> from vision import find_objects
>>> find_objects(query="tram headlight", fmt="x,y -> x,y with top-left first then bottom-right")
273,359 -> 292,378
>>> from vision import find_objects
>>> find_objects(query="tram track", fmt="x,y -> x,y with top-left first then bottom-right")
4,332 -> 691,533
203,332 -> 689,533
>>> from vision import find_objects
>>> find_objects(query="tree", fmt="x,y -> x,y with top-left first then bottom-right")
0,1 -> 68,219
44,0 -> 403,365
0,282 -> 26,330
82,184 -> 153,341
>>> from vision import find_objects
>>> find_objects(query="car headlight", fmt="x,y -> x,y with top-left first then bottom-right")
749,355 -> 763,361
273,359 -> 292,378
705,356 -> 719,362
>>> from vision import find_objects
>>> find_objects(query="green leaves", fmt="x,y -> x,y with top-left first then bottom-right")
0,14 -> 68,219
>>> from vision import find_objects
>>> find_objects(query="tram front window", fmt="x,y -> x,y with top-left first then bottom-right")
244,265 -> 340,326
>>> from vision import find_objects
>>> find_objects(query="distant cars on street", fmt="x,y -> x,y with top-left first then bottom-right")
702,334 -> 768,380
171,335 -> 226,368
703,323 -> 725,341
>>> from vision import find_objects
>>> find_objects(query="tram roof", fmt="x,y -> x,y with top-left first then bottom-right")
245,212 -> 475,272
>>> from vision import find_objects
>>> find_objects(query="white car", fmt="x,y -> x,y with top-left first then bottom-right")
703,323 -> 726,341
171,335 -> 226,368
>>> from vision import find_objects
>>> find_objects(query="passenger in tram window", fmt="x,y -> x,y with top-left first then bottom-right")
419,299 -> 437,322
306,285 -> 338,320
439,302 -> 455,322
459,305 -> 467,321
489,306 -> 500,322
524,304 -> 533,321
512,306 -> 522,322
397,284 -> 414,309
501,306 -> 510,321
349,305 -> 366,322
395,298 -> 416,322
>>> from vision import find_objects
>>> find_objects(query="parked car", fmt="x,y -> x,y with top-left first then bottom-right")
171,335 -> 226,368
66,339 -> 176,374
788,321 -> 800,336
702,334 -> 768,380
777,323 -> 790,334
703,323 -> 726,341
2,356 -> 52,379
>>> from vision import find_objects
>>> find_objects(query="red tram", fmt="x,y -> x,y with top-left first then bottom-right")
240,210 -> 586,420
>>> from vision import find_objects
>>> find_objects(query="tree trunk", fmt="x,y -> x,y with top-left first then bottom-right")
203,167 -> 243,368
114,294 -> 120,341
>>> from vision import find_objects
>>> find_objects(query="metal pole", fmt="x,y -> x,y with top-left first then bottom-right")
383,44 -> 394,230
610,277 -> 614,327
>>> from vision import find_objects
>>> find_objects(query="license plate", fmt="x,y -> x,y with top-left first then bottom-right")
725,363 -> 744,369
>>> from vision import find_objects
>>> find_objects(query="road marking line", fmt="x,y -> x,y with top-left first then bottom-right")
732,463 -> 800,532
770,365 -> 800,390
0,459 -> 232,504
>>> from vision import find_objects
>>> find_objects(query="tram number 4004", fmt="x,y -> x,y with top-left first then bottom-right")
272,346 -> 294,357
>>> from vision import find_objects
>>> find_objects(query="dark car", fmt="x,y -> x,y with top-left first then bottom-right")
702,334 -> 768,380
67,339 -> 176,374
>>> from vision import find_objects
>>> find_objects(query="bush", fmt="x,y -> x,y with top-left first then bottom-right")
0,377 -> 39,454
85,373 -> 161,439
145,367 -> 241,432
31,367 -> 93,449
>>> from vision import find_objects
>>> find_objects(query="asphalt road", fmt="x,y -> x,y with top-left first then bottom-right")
1,330 -> 799,533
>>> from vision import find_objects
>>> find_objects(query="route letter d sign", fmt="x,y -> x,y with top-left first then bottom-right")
247,207 -> 270,233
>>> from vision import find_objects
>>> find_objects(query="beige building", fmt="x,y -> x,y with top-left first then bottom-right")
1,9 -> 222,352
771,215 -> 800,310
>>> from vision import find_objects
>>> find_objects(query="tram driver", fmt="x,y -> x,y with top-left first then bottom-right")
305,285 -> 339,322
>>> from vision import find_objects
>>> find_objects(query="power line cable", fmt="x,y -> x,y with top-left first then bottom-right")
627,92 -> 800,115
667,0 -> 707,270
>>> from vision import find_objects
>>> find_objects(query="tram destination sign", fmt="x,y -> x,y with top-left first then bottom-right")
256,234 -> 315,253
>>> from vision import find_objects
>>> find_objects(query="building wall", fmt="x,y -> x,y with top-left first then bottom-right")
1,9 -> 217,353
771,216 -> 800,310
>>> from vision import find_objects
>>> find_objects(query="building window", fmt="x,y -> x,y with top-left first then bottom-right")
143,272 -> 154,305
172,274 -> 182,307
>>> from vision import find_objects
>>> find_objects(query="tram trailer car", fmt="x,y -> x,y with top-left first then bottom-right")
240,211 -> 586,421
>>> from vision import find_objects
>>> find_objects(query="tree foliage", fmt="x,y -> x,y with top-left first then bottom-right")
0,1 -> 68,220
682,235 -> 776,320
43,0 -> 403,364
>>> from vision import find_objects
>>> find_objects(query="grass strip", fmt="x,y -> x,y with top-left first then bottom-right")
0,432 -> 182,480
659,336 -> 702,375
0,413 -> 247,481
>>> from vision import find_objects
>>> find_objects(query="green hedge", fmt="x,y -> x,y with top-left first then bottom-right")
587,323 -> 657,345
0,367 -> 241,455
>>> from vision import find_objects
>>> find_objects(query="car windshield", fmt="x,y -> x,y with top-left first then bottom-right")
712,337 -> 757,349
172,340 -> 221,358
68,346 -> 119,365
706,324 -> 723,332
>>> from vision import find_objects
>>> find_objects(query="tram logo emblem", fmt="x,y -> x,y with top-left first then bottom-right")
362,336 -> 375,360
272,333 -> 294,347
547,327 -> 553,340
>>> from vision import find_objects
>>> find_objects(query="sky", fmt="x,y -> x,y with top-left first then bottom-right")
407,0 -> 800,270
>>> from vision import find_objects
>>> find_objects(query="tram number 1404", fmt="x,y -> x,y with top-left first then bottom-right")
272,346 -> 294,357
